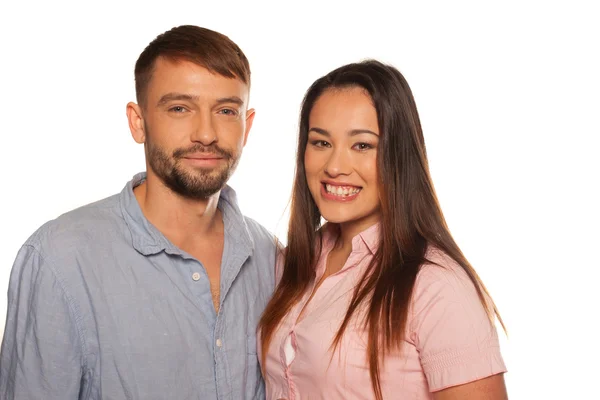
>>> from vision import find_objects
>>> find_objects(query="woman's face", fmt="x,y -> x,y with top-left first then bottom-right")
304,87 -> 381,234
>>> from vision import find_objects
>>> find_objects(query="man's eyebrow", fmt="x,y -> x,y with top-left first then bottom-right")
308,127 -> 379,137
215,96 -> 244,106
156,94 -> 245,107
156,93 -> 199,106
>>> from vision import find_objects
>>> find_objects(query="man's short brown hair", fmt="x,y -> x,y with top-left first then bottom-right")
134,25 -> 250,107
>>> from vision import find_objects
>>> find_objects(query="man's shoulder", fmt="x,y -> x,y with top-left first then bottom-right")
24,193 -> 124,257
242,216 -> 279,249
239,216 -> 279,283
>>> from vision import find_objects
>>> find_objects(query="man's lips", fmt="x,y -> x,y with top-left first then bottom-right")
181,153 -> 225,167
183,153 -> 223,160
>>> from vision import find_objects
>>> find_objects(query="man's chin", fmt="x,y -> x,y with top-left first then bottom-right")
174,185 -> 222,200
179,163 -> 228,176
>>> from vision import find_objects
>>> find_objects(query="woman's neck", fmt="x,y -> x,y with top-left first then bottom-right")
334,218 -> 380,251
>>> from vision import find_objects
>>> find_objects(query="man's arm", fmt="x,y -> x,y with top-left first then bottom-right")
0,244 -> 85,399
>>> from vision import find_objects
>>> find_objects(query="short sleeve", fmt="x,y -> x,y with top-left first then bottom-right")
409,254 -> 506,392
0,245 -> 85,399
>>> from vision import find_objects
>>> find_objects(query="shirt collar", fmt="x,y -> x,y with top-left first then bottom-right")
119,172 -> 254,256
354,222 -> 380,254
321,221 -> 381,255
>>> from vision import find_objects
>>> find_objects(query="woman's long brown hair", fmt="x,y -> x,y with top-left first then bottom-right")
259,60 -> 504,399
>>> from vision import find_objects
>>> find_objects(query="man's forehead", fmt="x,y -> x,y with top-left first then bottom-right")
154,57 -> 247,85
149,58 -> 249,103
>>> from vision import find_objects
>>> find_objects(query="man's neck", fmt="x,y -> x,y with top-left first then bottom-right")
133,176 -> 223,241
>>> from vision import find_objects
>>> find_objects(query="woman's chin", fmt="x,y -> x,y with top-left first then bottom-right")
319,212 -> 360,225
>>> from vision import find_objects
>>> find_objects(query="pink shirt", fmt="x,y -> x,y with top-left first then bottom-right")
261,223 -> 506,399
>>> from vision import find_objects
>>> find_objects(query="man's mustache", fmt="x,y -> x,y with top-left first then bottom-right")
173,144 -> 232,159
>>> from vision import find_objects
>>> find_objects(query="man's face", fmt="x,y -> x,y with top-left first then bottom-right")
134,57 -> 254,199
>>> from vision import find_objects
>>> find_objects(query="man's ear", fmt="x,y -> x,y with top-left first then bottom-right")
126,102 -> 145,144
243,108 -> 256,146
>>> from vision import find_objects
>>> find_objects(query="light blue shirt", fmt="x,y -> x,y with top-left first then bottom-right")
0,173 -> 277,399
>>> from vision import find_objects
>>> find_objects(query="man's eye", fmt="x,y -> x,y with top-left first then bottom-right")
219,109 -> 238,116
169,106 -> 187,113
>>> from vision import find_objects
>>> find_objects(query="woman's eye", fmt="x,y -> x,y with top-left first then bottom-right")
354,142 -> 373,151
310,140 -> 330,148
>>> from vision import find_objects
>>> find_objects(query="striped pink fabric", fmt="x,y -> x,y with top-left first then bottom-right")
260,223 -> 506,399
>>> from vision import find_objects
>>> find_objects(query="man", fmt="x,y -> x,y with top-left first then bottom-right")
0,25 -> 276,399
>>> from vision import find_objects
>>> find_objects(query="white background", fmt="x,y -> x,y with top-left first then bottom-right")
1,1 -> 598,398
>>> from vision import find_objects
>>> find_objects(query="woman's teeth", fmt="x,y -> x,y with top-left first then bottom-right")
325,184 -> 361,197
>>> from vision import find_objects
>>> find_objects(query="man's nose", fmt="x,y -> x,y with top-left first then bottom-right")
190,111 -> 217,145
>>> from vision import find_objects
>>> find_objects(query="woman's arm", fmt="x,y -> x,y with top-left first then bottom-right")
433,373 -> 508,400
410,253 -> 507,396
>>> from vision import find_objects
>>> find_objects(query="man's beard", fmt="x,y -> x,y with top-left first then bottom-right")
145,130 -> 240,200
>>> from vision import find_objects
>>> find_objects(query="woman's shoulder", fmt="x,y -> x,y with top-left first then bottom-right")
412,245 -> 490,318
418,246 -> 471,284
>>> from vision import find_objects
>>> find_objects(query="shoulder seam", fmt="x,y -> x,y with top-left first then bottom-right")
23,244 -> 90,373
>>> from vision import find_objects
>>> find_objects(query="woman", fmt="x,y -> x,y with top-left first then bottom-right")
259,60 -> 507,399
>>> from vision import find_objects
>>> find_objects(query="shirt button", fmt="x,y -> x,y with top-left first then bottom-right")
192,272 -> 200,281
216,338 -> 223,347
